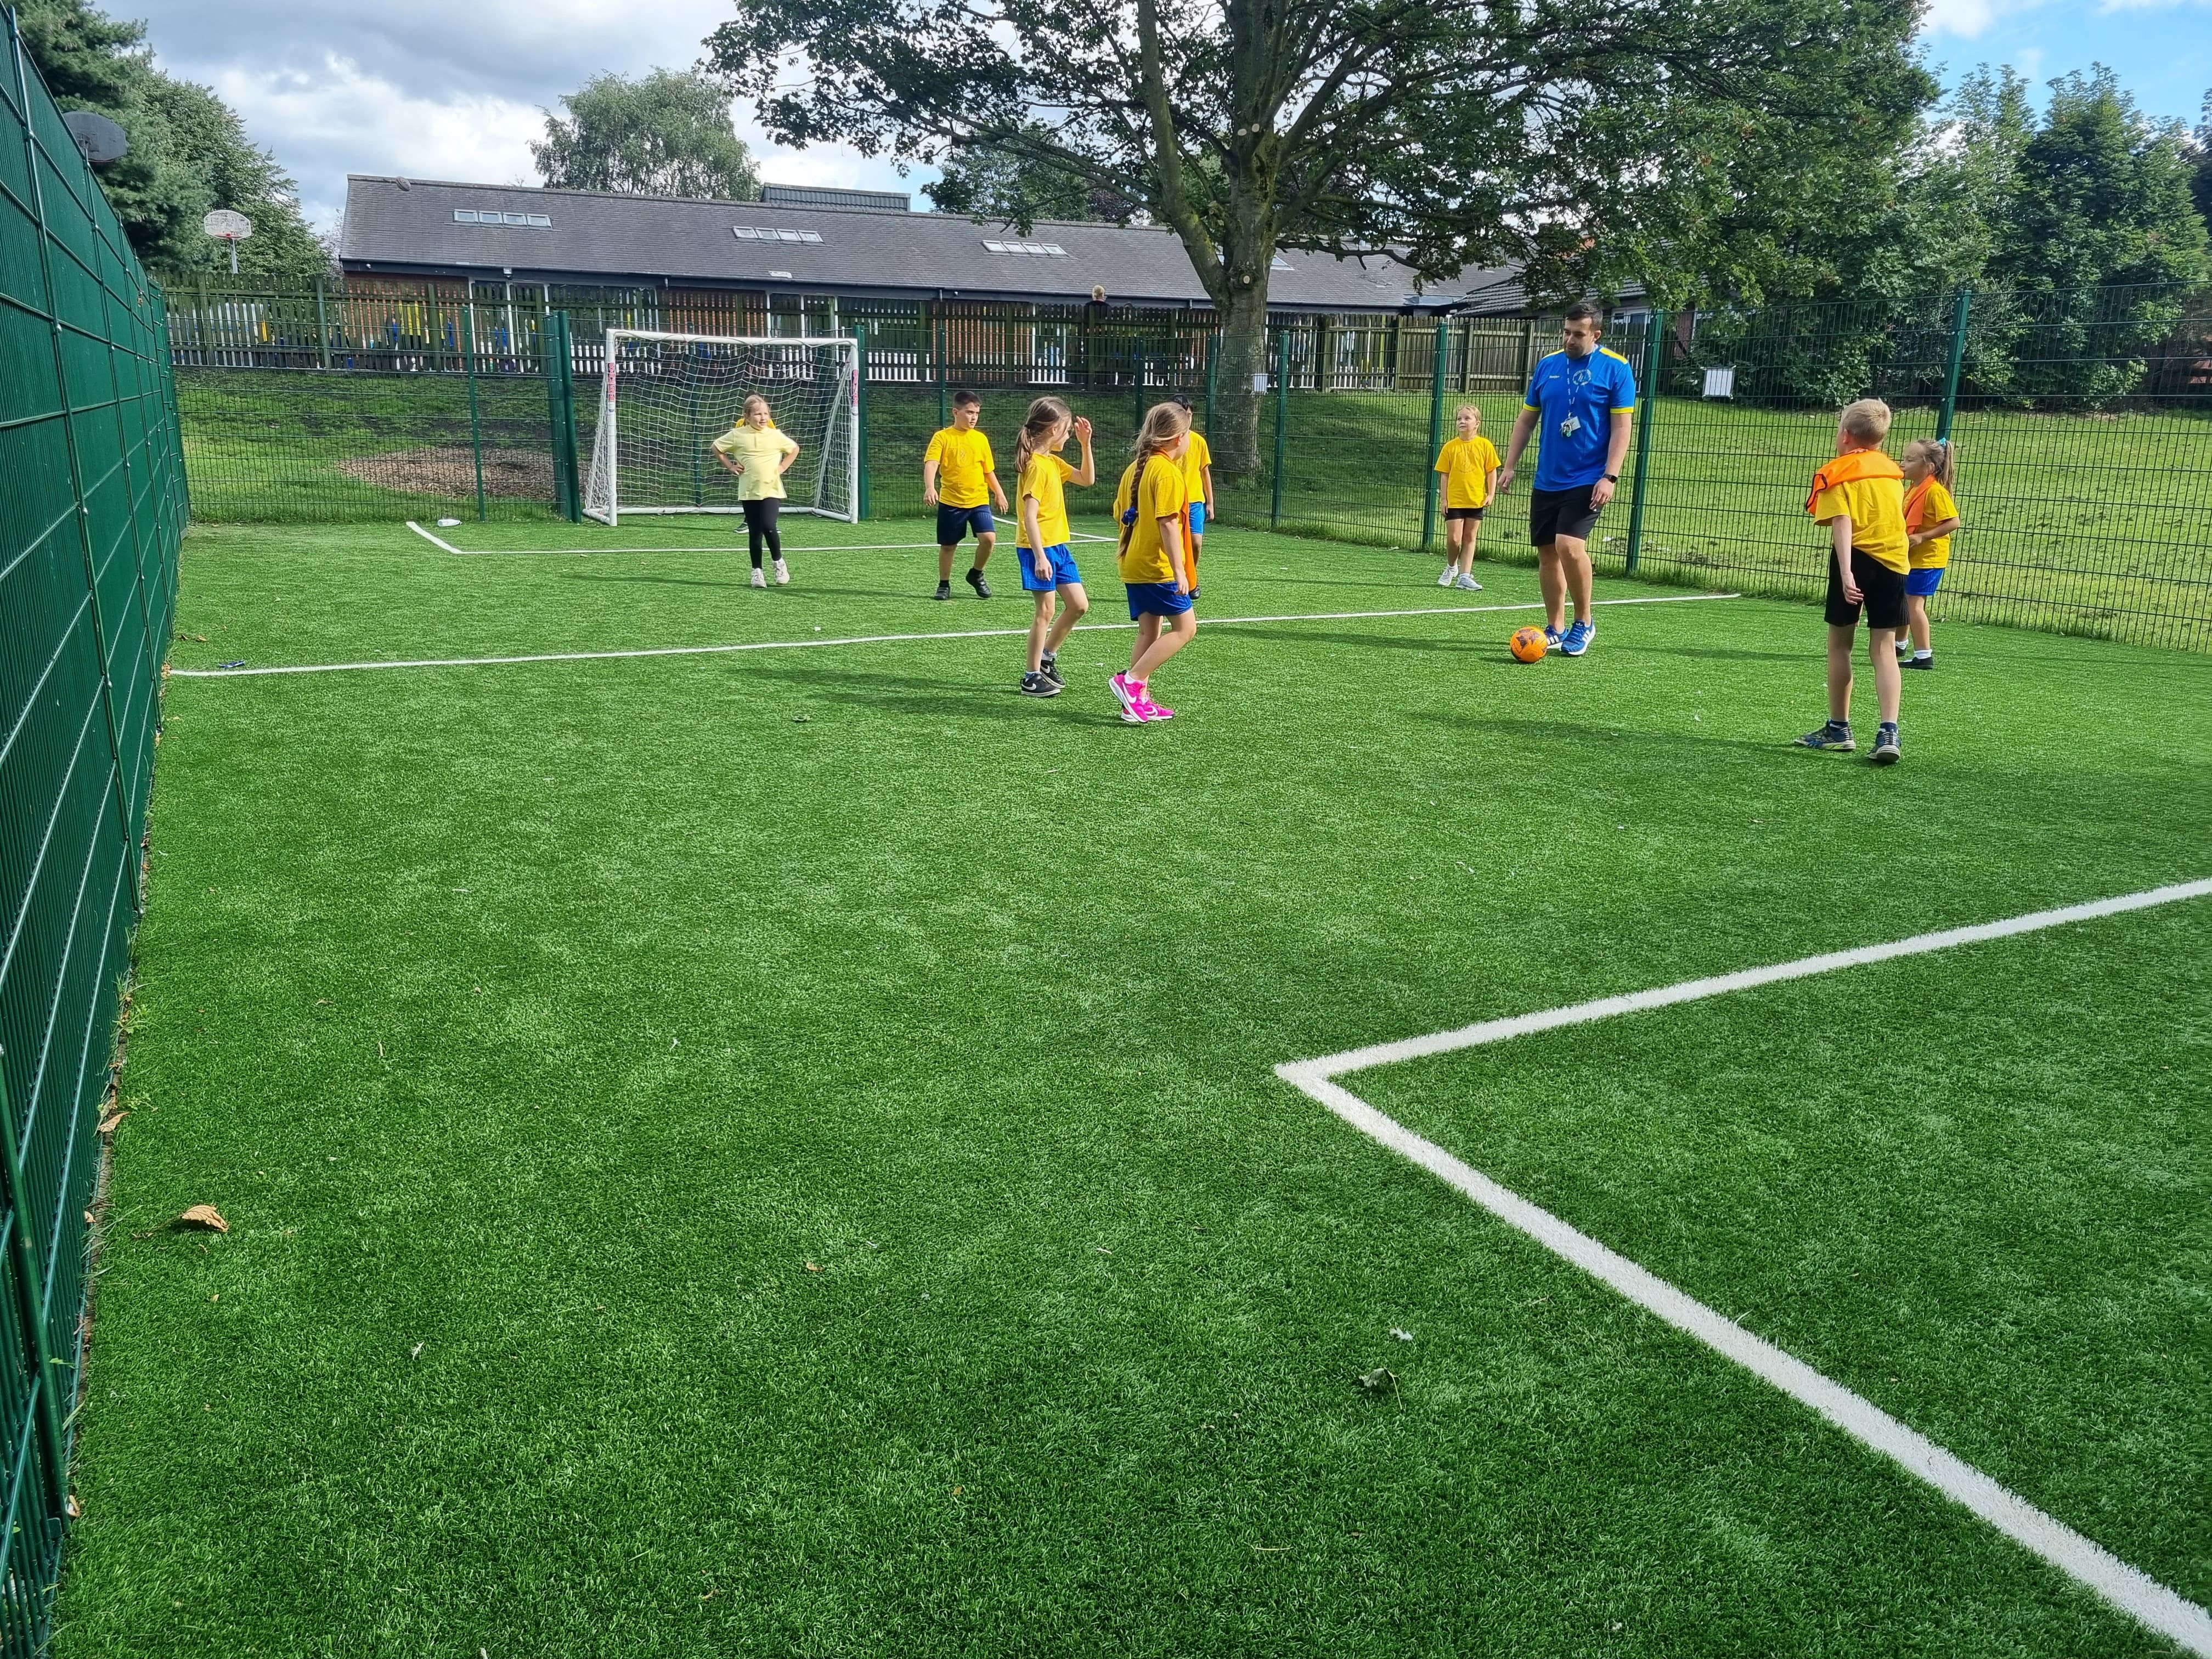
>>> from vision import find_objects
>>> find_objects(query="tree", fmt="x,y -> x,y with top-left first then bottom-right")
2185,89 -> 2212,242
707,0 -> 1932,478
926,138 -> 1139,224
1983,68 -> 2209,403
533,70 -> 761,200
17,0 -> 328,278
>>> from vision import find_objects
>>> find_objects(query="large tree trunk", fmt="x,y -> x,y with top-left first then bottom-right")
1210,280 -> 1273,486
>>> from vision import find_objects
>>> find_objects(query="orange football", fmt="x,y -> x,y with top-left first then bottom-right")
1509,625 -> 1548,663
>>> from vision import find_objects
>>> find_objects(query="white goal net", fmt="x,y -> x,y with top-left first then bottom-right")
583,330 -> 859,526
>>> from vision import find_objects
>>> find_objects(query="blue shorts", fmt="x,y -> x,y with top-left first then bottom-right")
936,503 -> 994,545
1125,582 -> 1194,620
1188,502 -> 1207,536
1905,566 -> 1944,597
1020,543 -> 1083,592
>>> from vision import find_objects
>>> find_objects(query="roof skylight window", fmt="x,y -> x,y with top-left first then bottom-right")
453,209 -> 551,226
983,240 -> 1069,257
733,226 -> 823,242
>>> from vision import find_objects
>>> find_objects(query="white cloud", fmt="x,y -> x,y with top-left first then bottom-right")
129,0 -> 932,234
1920,0 -> 2008,37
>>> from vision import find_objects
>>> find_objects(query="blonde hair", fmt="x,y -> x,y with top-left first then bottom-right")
1903,436 -> 1956,490
1131,400 -> 1190,462
1838,398 -> 1892,444
1015,396 -> 1071,470
743,393 -> 771,420
1118,402 -> 1193,558
1454,403 -> 1482,425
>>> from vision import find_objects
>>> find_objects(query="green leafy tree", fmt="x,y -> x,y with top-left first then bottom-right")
707,0 -> 1932,479
926,137 -> 1138,224
17,0 -> 328,278
2185,89 -> 2212,244
533,70 -> 761,200
1983,68 -> 2209,403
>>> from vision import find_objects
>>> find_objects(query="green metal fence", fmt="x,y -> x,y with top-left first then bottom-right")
1,8 -> 185,1649
160,276 -> 2212,650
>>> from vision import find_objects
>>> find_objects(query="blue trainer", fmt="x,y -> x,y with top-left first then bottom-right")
1560,619 -> 1595,656
1543,624 -> 1564,650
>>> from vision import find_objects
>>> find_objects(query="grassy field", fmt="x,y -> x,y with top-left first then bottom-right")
176,369 -> 2211,652
54,514 -> 2209,1656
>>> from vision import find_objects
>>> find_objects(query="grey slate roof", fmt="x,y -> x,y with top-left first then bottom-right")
336,174 -> 1470,313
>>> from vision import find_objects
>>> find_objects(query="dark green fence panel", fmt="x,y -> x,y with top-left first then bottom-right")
1,6 -> 185,1649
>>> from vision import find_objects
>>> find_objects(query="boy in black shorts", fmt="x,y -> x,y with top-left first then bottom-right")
1797,398 -> 1908,764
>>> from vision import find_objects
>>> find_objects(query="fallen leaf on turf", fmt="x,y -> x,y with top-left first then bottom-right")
411,1342 -> 424,1358
178,1205 -> 228,1233
792,714 -> 811,723
1390,1328 -> 1414,1341
98,1109 -> 128,1135
805,1262 -> 821,1272
1356,1367 -> 1398,1396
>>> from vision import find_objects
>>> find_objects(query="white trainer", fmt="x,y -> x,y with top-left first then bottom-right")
749,567 -> 767,588
772,557 -> 791,585
1455,572 -> 1483,590
1437,567 -> 1456,586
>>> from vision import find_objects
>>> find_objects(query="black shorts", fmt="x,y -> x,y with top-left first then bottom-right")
936,503 -> 995,545
1444,506 -> 1485,522
1530,483 -> 1604,546
1825,549 -> 1909,631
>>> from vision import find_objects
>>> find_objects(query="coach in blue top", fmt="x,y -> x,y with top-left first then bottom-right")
1497,302 -> 1637,657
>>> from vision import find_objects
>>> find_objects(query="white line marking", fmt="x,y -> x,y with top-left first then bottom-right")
404,520 -> 464,554
1275,881 -> 2212,1657
165,591 -> 1742,679
407,520 -> 1113,557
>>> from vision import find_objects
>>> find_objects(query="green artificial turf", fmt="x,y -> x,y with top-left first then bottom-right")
54,516 -> 2212,1657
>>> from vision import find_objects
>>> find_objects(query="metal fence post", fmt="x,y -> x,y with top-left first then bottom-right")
1204,330 -> 1219,435
854,321 -> 871,520
1270,328 -> 1289,528
1937,288 -> 1972,442
541,312 -> 574,521
462,304 -> 486,521
314,273 -> 330,370
936,305 -> 950,427
1624,308 -> 1667,575
1423,317 -> 1450,552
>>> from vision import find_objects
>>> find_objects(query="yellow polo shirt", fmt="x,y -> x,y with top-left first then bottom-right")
1113,455 -> 1189,585
1807,450 -> 1908,574
925,426 -> 995,509
1434,435 -> 1500,510
1906,478 -> 1959,569
709,422 -> 800,501
1019,452 -> 1077,549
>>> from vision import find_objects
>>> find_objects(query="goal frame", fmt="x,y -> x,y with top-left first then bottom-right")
584,329 -> 860,527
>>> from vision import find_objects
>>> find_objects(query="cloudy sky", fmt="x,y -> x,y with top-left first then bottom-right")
121,0 -> 2212,239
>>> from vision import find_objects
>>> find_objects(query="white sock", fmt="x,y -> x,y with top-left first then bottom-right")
1914,649 -> 1932,659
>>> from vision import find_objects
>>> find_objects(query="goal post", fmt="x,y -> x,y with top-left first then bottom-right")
583,330 -> 860,526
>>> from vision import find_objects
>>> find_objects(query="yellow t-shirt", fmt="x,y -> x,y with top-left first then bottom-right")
1905,477 -> 1959,569
925,426 -> 996,509
709,422 -> 800,501
1182,431 -> 1214,507
1434,435 -> 1500,510
1018,452 -> 1077,549
1113,454 -> 1190,585
1808,451 -> 1909,574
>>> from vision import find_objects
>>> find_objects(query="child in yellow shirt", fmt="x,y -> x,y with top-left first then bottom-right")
1107,403 -> 1194,724
1897,437 -> 1962,671
1797,398 -> 1908,764
1172,396 -> 1215,595
1013,396 -> 1096,698
1432,404 -> 1500,590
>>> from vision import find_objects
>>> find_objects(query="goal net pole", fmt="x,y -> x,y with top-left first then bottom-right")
584,329 -> 859,527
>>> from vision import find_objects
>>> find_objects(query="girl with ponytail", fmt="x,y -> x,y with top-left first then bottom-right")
1899,437 -> 1962,669
1108,402 -> 1196,724
1012,396 -> 1096,697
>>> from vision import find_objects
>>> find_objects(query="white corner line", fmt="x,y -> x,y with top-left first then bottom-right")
404,520 -> 464,555
163,591 -> 1743,679
1274,879 -> 2212,1657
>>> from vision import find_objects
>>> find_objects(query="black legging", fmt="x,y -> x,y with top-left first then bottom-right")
743,498 -> 782,567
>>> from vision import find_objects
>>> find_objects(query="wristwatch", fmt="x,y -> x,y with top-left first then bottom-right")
1602,472 -> 1620,482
